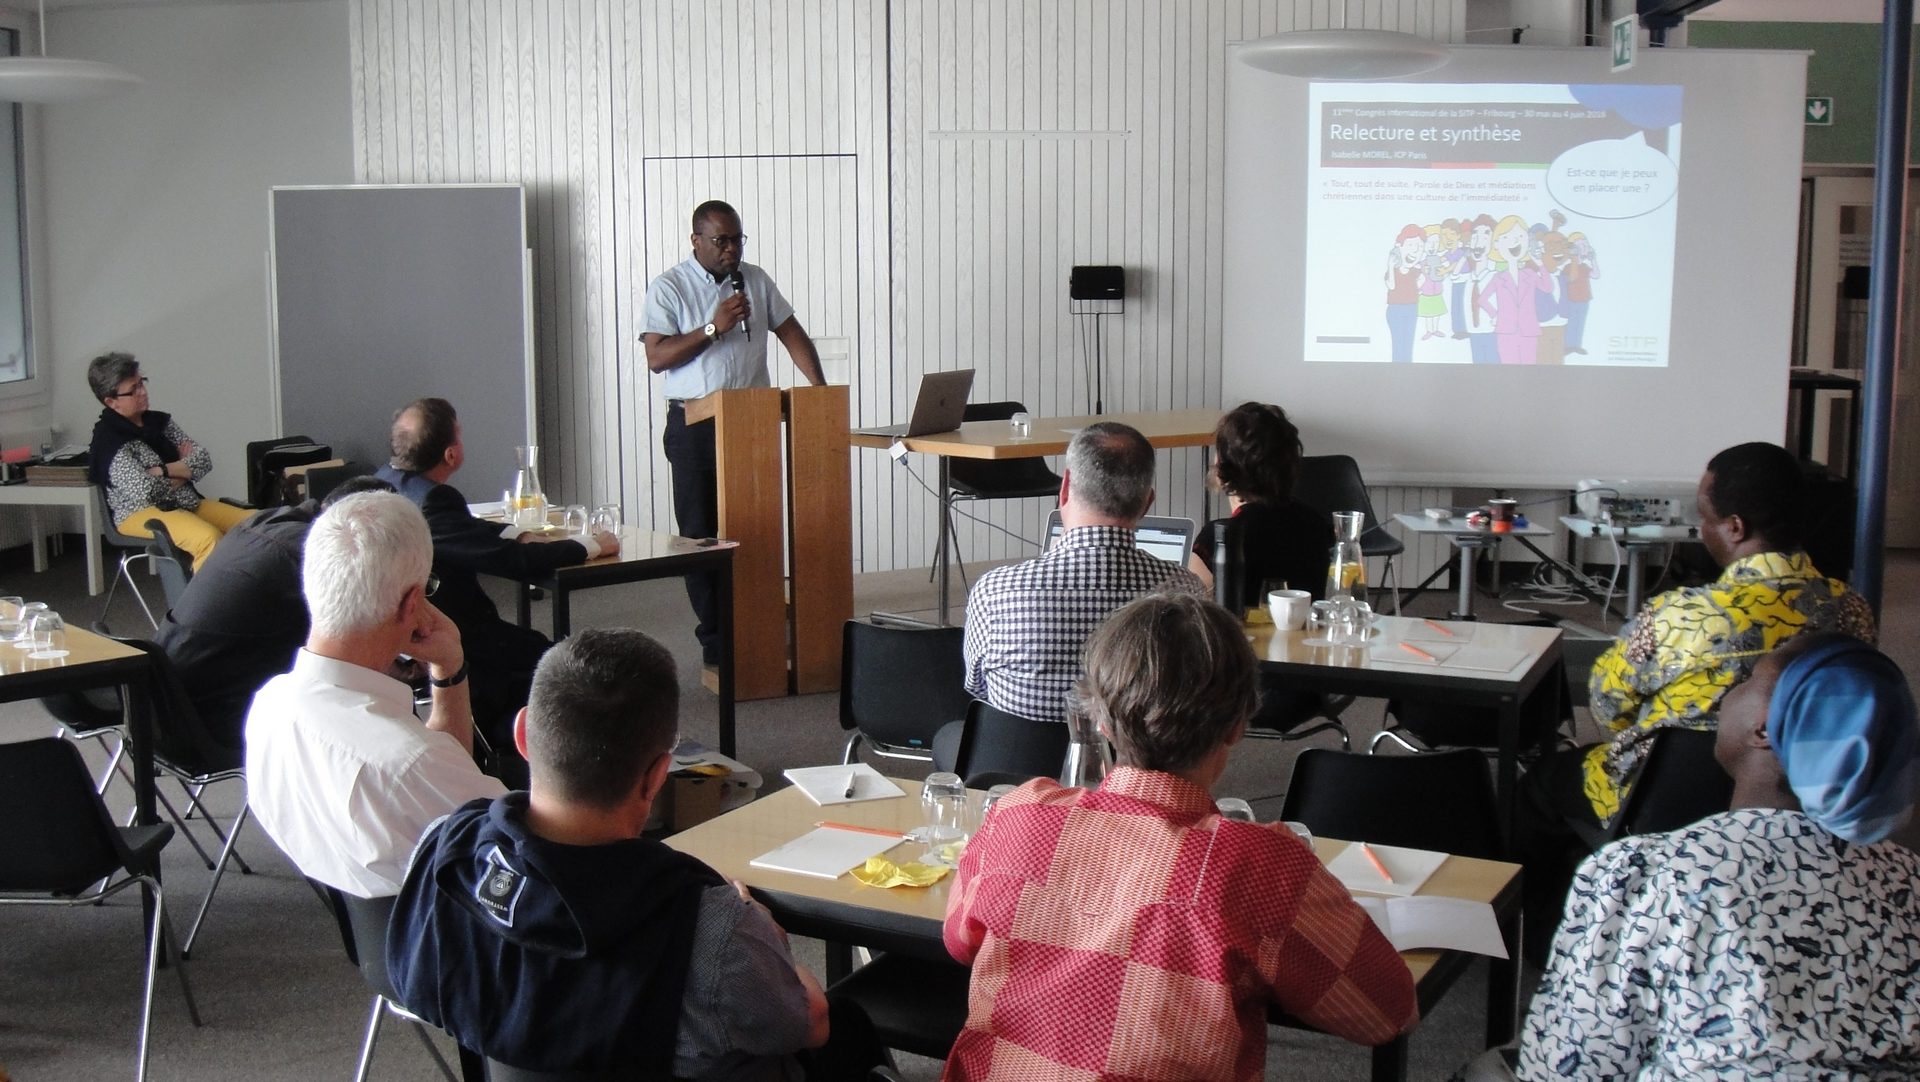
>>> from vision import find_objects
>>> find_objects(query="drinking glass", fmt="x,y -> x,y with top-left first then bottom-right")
591,504 -> 621,534
1282,821 -> 1315,849
916,772 -> 969,859
0,596 -> 23,644
11,602 -> 47,649
981,783 -> 1017,823
28,610 -> 67,660
1217,797 -> 1256,823
562,505 -> 589,536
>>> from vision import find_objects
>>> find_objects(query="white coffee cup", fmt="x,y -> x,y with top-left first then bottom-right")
1267,588 -> 1312,631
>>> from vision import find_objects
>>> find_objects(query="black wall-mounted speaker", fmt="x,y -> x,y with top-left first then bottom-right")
1069,265 -> 1124,300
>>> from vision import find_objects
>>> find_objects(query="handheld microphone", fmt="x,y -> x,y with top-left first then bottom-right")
731,271 -> 749,340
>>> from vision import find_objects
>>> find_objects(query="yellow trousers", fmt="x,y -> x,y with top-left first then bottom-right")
117,501 -> 254,571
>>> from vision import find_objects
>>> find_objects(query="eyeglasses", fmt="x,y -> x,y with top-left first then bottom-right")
105,376 -> 150,399
425,573 -> 441,598
699,233 -> 747,250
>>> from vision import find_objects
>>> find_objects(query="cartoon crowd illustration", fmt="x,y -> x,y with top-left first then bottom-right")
1383,210 -> 1600,364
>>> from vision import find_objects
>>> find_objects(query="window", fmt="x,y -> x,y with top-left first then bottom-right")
0,25 -> 28,394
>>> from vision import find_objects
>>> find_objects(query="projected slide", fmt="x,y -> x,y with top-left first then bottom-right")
1303,83 -> 1682,367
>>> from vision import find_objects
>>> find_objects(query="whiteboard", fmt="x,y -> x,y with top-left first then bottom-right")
269,184 -> 534,498
1223,46 -> 1807,487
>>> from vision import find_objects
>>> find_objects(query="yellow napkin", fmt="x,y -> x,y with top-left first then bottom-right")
850,856 -> 952,888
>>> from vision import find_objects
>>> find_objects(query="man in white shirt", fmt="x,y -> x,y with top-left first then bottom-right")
641,199 -> 825,664
245,490 -> 506,898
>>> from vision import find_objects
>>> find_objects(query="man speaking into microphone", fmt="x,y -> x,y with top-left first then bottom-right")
641,200 -> 826,666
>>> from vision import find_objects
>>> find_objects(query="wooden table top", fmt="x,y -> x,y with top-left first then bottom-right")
666,779 -> 1520,982
0,622 -> 145,685
849,407 -> 1222,460
1248,614 -> 1562,690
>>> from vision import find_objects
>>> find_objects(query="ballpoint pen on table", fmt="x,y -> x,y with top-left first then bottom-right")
844,770 -> 858,799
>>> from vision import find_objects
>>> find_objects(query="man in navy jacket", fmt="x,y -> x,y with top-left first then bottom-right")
376,398 -> 617,775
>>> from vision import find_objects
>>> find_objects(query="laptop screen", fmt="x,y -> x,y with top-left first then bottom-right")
1044,511 -> 1196,566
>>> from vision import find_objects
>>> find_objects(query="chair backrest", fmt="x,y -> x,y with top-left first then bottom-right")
1615,727 -> 1733,838
0,737 -> 137,893
96,483 -> 147,549
1293,455 -> 1397,553
839,621 -> 972,752
117,638 -> 244,776
954,699 -> 1070,787
1280,748 -> 1502,860
948,401 -> 1062,497
141,518 -> 195,609
335,888 -> 403,999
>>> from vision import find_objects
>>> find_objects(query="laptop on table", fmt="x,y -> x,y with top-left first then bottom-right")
853,369 -> 975,438
1044,509 -> 1197,566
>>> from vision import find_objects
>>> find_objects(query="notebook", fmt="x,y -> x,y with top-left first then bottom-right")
851,369 -> 975,438
1325,842 -> 1448,898
1044,510 -> 1197,566
1353,896 -> 1508,958
782,763 -> 906,806
749,827 -> 908,880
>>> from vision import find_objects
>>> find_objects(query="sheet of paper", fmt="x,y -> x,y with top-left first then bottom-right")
1402,620 -> 1476,644
1355,896 -> 1509,958
1439,645 -> 1529,674
782,763 -> 906,806
749,827 -> 907,880
1370,640 -> 1462,666
1326,843 -> 1448,897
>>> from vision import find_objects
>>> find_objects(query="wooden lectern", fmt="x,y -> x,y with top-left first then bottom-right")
687,385 -> 853,700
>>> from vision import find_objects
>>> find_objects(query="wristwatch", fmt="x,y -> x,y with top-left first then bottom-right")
429,661 -> 469,688
703,322 -> 718,339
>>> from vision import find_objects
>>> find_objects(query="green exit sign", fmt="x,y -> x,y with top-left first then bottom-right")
1611,15 -> 1636,73
1806,97 -> 1834,126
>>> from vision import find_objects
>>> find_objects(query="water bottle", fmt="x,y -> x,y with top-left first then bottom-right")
1212,518 -> 1239,612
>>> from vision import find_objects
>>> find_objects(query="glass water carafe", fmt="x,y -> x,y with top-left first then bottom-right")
1326,510 -> 1367,602
1061,707 -> 1112,790
511,444 -> 548,529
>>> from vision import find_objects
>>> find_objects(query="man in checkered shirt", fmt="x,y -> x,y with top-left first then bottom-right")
944,593 -> 1417,1080
962,422 -> 1209,723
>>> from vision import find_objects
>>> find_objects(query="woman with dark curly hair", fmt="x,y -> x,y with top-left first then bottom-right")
1189,401 -> 1333,610
86,352 -> 251,569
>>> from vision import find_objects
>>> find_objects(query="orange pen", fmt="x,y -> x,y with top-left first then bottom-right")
814,821 -> 912,841
1423,618 -> 1456,637
1398,641 -> 1438,662
1359,842 -> 1394,884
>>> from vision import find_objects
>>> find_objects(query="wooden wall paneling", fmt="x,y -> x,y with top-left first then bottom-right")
713,388 -> 789,700
786,385 -> 854,693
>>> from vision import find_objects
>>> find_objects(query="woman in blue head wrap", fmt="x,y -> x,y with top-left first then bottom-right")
1506,631 -> 1920,1081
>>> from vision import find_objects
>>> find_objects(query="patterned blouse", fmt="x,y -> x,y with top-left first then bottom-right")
942,768 -> 1416,1081
101,416 -> 213,526
1517,808 -> 1920,1081
962,525 -> 1208,723
1581,551 -> 1875,821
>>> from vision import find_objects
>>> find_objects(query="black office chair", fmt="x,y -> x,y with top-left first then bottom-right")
0,737 -> 203,1082
839,621 -> 973,764
42,682 -> 131,795
142,517 -> 195,613
117,638 -> 252,959
1281,748 -> 1502,861
1293,455 -> 1404,613
935,400 -> 1063,586
951,699 -> 1070,788
326,887 -> 470,1082
98,484 -> 161,629
1570,727 -> 1732,851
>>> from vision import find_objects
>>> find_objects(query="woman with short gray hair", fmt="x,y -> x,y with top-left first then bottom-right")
86,352 -> 250,569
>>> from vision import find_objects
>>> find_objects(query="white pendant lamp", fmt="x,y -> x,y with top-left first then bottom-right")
0,0 -> 140,103
1238,2 -> 1450,82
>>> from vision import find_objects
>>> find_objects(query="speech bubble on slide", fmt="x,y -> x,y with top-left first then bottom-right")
1546,133 -> 1677,220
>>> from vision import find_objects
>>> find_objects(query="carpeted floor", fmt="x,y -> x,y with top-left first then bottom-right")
2,539 -> 1915,1081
